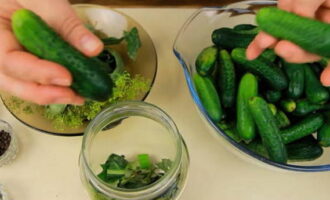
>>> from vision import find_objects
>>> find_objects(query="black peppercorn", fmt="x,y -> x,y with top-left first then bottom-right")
0,130 -> 11,156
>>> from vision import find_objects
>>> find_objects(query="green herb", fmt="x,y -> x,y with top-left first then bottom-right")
97,154 -> 172,189
102,27 -> 141,60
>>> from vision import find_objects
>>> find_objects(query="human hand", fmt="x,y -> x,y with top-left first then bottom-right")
246,0 -> 330,86
0,0 -> 104,105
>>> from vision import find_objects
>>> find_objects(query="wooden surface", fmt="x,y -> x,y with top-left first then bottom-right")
69,0 -> 238,7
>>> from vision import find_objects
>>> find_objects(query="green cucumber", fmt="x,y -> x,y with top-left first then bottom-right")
248,96 -> 287,163
304,64 -> 329,104
317,123 -> 330,147
195,46 -> 218,76
233,24 -> 257,31
217,121 -> 241,143
12,9 -> 113,101
236,73 -> 258,143
256,7 -> 330,58
268,103 -> 277,115
275,110 -> 290,129
231,48 -> 288,91
281,113 -> 324,144
212,27 -> 259,49
292,99 -> 324,116
245,136 -> 323,162
218,49 -> 236,108
258,49 -> 277,63
280,99 -> 296,113
193,74 -> 223,122
287,135 -> 323,162
265,90 -> 282,103
282,62 -> 305,99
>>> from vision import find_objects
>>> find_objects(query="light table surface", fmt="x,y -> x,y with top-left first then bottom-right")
1,8 -> 330,200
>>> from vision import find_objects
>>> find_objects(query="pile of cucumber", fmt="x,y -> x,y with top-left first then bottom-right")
193,7 -> 330,164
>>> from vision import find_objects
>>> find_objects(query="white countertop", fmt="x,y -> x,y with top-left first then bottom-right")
1,8 -> 330,200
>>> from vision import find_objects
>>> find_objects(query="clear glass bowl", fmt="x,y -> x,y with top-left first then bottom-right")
79,101 -> 189,200
173,0 -> 330,172
0,4 -> 157,136
0,120 -> 18,167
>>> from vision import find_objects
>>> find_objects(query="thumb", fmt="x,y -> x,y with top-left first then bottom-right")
321,64 -> 330,86
55,12 -> 104,57
19,0 -> 103,56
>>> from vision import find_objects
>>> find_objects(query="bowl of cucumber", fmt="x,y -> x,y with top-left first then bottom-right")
173,0 -> 330,171
0,4 -> 157,136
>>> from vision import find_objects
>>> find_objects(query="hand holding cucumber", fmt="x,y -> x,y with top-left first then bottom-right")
246,0 -> 330,86
0,0 -> 104,105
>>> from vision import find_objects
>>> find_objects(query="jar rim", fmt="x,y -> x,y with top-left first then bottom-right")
80,101 -> 184,199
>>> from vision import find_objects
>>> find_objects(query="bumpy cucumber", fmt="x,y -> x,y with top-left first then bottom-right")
246,136 -> 323,162
275,110 -> 290,129
282,62 -> 305,99
217,121 -> 241,143
233,24 -> 257,31
248,96 -> 287,163
256,7 -> 330,58
212,27 -> 259,49
265,90 -> 282,103
281,113 -> 324,144
287,135 -> 323,162
280,99 -> 296,113
12,9 -> 113,101
236,73 -> 258,143
195,46 -> 218,76
193,74 -> 223,122
317,123 -> 330,147
218,49 -> 236,108
231,48 -> 288,91
304,65 -> 329,104
258,49 -> 277,63
292,99 -> 324,116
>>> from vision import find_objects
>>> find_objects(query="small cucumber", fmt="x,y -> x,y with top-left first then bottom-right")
268,103 -> 277,115
218,49 -> 236,108
280,99 -> 296,113
236,73 -> 258,143
193,74 -> 223,122
292,99 -> 324,116
231,48 -> 288,91
304,65 -> 329,104
248,96 -> 287,163
217,121 -> 241,143
12,9 -> 113,101
212,27 -> 259,49
245,139 -> 269,158
281,113 -> 324,144
258,49 -> 277,63
233,24 -> 257,31
287,135 -> 323,162
256,7 -> 330,58
275,110 -> 290,129
265,90 -> 282,103
245,136 -> 323,162
195,46 -> 218,76
282,62 -> 305,99
317,123 -> 330,147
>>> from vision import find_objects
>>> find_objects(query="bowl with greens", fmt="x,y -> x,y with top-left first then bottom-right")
1,4 -> 157,136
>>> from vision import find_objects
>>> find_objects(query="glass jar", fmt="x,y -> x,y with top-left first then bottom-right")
0,120 -> 18,167
79,101 -> 189,200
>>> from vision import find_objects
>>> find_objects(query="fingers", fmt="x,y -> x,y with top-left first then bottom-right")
0,73 -> 84,105
2,51 -> 72,86
288,0 -> 325,18
321,65 -> 330,86
316,7 -> 330,23
274,40 -> 321,63
18,0 -> 103,57
246,32 -> 277,60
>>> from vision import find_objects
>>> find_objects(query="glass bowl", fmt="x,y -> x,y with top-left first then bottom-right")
79,101 -> 189,200
0,4 -> 157,136
0,120 -> 18,167
173,0 -> 330,172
